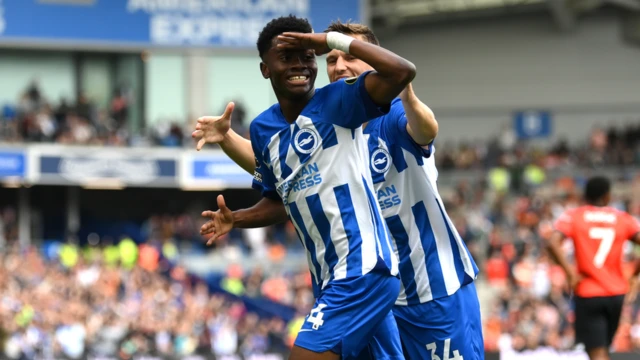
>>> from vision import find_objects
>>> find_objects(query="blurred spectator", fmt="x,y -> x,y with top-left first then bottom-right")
0,207 -> 17,250
110,89 -> 129,130
228,100 -> 248,138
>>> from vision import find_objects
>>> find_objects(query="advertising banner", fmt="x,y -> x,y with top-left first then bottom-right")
0,0 -> 361,48
34,146 -> 179,187
0,149 -> 25,179
183,151 -> 253,189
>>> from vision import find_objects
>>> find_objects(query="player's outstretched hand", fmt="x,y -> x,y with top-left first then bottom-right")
277,32 -> 330,56
192,102 -> 235,151
200,195 -> 234,245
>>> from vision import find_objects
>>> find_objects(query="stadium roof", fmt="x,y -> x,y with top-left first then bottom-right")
370,0 -> 640,30
371,0 -> 546,23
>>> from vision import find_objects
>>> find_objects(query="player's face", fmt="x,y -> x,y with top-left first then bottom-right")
326,34 -> 374,83
261,38 -> 317,99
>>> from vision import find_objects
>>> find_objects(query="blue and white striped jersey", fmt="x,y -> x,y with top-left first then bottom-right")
250,72 -> 399,297
364,98 -> 479,306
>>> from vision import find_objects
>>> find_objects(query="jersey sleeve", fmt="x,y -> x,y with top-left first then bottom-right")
249,123 -> 281,201
381,98 -> 434,158
553,209 -> 576,239
324,70 -> 390,129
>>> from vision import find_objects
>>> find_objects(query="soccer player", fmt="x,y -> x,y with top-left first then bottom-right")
546,176 -> 640,360
194,21 -> 484,360
198,15 -> 417,360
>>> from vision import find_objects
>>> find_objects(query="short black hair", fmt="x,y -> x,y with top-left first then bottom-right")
257,15 -> 313,58
584,176 -> 611,204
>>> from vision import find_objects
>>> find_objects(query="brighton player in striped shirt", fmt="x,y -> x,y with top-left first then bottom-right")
196,16 -> 418,360
194,21 -> 483,360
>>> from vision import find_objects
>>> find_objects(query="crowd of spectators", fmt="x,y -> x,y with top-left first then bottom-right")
435,122 -> 640,171
0,208 -> 312,359
2,82 -> 640,172
0,240 -> 294,359
0,82 -> 253,149
3,81 -> 640,357
4,177 -> 640,356
0,82 -> 131,146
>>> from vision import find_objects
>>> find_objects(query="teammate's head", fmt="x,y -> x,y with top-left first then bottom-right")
257,15 -> 317,100
324,21 -> 378,83
584,176 -> 611,206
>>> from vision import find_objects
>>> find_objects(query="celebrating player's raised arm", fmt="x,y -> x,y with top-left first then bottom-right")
339,35 -> 416,106
401,84 -> 439,146
276,31 -> 416,106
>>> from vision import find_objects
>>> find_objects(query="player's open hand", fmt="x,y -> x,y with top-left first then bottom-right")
200,195 -> 234,245
192,102 -> 235,151
277,32 -> 330,56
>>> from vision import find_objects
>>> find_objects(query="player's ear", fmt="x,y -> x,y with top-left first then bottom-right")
260,62 -> 270,79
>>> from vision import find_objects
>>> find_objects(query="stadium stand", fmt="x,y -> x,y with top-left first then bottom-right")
2,1 -> 640,359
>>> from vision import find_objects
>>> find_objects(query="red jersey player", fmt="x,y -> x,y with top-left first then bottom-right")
546,176 -> 640,360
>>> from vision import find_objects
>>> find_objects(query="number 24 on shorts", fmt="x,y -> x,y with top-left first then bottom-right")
426,338 -> 463,360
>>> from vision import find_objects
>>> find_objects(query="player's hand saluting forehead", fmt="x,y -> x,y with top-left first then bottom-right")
277,32 -> 331,56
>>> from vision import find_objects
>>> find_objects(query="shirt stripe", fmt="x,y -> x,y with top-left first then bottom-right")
288,202 -> 322,297
278,129 -> 293,180
386,215 -> 420,305
334,184 -> 363,278
412,201 -> 449,300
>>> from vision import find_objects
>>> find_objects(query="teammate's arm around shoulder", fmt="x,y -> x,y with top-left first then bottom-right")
401,83 -> 438,146
333,33 -> 416,106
